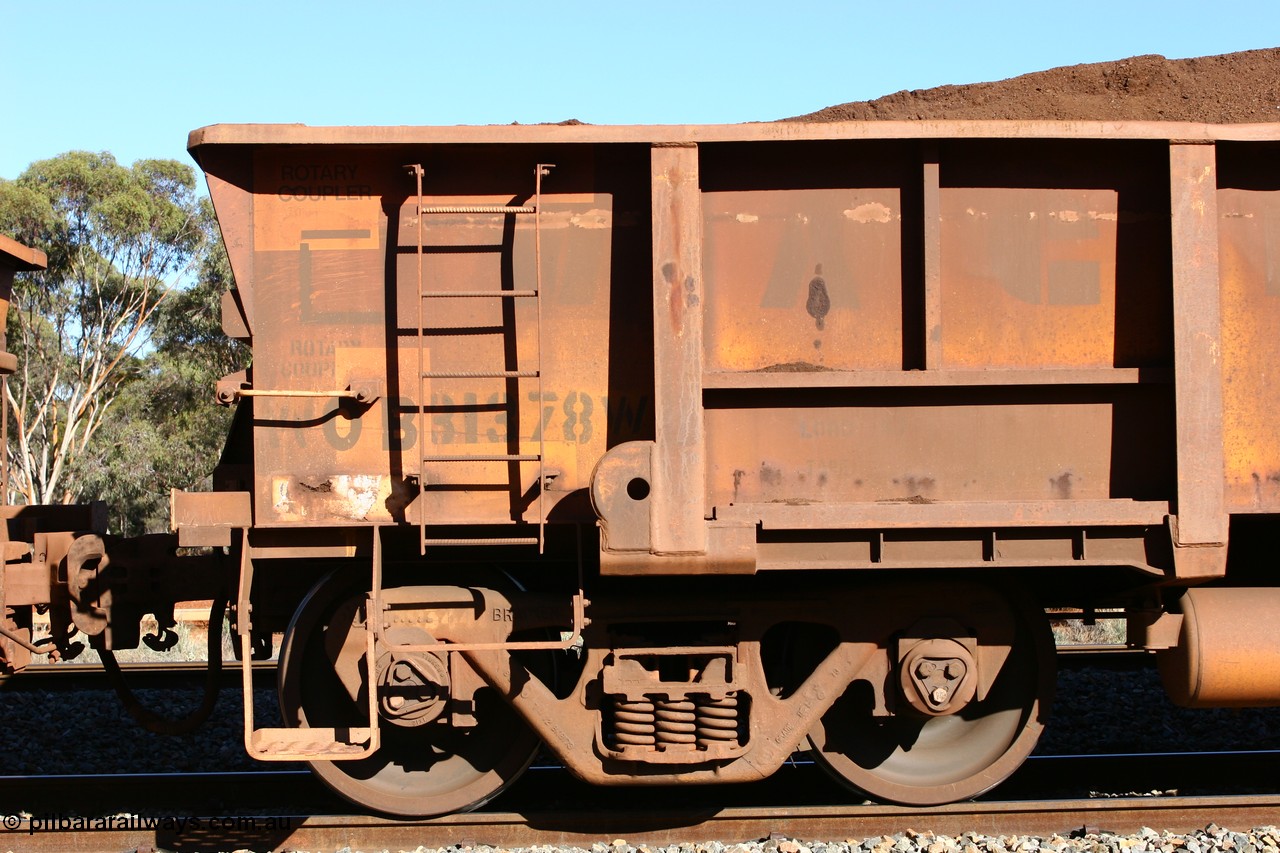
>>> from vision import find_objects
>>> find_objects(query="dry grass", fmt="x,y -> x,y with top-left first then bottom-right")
32,609 -> 278,664
1050,611 -> 1128,646
34,605 -> 1125,663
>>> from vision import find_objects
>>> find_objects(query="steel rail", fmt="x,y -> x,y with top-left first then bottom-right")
1055,644 -> 1153,670
1055,642 -> 1133,654
3,644 -> 1135,676
0,645 -> 1144,701
294,796 -> 1280,845
0,659 -> 277,691
5,659 -> 278,675
2,753 -> 1278,850
3,791 -> 1280,852
0,645 -> 1147,696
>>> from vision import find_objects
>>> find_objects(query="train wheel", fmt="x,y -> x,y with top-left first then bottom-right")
278,569 -> 541,817
806,587 -> 1055,805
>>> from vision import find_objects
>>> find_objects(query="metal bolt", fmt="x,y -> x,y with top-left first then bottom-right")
393,662 -> 414,683
916,660 -> 937,678
387,695 -> 406,710
944,661 -> 964,680
931,686 -> 950,705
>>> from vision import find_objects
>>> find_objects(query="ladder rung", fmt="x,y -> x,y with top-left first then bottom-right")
421,290 -> 538,299
424,453 -> 540,462
418,205 -> 536,215
423,538 -> 539,547
423,370 -> 537,379
409,164 -> 549,558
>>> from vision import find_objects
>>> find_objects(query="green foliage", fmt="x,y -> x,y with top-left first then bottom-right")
154,200 -> 246,379
71,354 -> 237,536
0,151 -> 242,529
72,211 -> 248,534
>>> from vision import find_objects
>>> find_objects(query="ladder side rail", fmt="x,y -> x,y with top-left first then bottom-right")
534,164 -> 553,553
402,165 -> 555,553
241,528 -> 380,760
408,164 -> 428,555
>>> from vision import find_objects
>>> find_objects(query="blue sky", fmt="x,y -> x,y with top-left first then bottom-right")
2,0 -> 1277,179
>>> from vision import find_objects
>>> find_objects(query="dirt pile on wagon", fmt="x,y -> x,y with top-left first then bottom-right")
788,48 -> 1280,123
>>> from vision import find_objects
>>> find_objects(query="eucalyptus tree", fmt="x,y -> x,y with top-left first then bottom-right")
0,151 -> 207,507
70,208 -> 247,535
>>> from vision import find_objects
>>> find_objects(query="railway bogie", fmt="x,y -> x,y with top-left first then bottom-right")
4,118 -> 1280,815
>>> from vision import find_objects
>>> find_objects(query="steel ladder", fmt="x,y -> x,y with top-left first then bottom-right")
405,163 -> 553,554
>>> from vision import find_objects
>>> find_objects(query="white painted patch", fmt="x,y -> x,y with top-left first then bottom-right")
735,213 -> 759,224
569,209 -> 612,229
334,475 -> 382,519
842,202 -> 893,224
273,478 -> 304,518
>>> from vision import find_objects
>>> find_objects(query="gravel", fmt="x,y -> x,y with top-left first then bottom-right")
7,655 -> 1280,768
5,660 -> 1279,776
0,680 -> 293,775
1037,666 -> 1280,756
370,826 -> 1280,853
3,661 -> 1280,851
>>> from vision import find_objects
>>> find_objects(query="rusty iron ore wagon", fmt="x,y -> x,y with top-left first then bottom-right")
4,118 -> 1280,815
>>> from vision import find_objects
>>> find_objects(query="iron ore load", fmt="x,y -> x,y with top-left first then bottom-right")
9,119 -> 1280,816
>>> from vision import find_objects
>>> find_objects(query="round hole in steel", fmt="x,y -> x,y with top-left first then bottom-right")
626,478 -> 651,501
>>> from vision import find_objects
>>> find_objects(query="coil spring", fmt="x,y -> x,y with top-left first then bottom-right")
654,699 -> 698,745
610,694 -> 745,750
611,698 -> 656,746
696,695 -> 741,747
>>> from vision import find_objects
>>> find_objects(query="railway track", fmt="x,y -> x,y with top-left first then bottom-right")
0,643 -> 1149,691
0,751 -> 1275,850
0,659 -> 278,691
2,789 -> 1278,852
